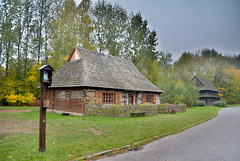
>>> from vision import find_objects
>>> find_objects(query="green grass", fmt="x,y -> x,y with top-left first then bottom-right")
226,104 -> 240,108
0,106 -> 223,160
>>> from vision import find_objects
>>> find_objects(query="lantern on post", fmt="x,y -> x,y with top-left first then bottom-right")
38,64 -> 54,85
37,64 -> 54,152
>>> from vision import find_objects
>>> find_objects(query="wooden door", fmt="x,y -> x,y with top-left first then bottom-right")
128,93 -> 134,105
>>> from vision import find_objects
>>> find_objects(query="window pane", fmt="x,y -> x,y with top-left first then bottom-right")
43,71 -> 48,81
146,94 -> 153,103
103,92 -> 114,103
57,90 -> 65,101
71,90 -> 83,99
109,93 -> 112,102
103,93 -> 106,102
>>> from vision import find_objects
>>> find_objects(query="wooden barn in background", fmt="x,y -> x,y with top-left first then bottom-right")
46,47 -> 164,113
189,76 -> 221,105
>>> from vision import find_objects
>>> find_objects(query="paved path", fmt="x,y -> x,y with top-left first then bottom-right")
97,106 -> 240,161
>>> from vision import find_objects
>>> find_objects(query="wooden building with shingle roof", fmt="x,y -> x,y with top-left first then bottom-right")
189,76 -> 220,105
47,47 -> 164,112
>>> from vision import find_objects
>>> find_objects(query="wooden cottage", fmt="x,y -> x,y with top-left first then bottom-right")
189,76 -> 220,105
47,48 -> 164,112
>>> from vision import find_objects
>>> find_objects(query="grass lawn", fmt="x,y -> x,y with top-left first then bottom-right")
227,104 -> 240,108
0,106 -> 223,160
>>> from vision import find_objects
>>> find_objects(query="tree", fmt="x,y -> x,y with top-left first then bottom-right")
124,12 -> 149,64
15,0 -> 24,79
205,56 -> 229,87
140,30 -> 161,85
92,0 -> 128,56
0,0 -> 18,76
48,0 -> 96,71
157,51 -> 173,72
173,52 -> 195,82
34,0 -> 48,61
224,54 -> 240,69
22,0 -> 34,78
183,83 -> 198,107
219,66 -> 240,104
78,0 -> 97,51
201,48 -> 220,60
159,79 -> 198,106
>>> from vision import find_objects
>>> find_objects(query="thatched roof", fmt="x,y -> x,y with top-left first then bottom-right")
190,76 -> 219,92
51,48 -> 163,93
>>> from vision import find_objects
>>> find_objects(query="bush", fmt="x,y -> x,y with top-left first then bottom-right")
213,101 -> 227,107
157,104 -> 186,114
197,100 -> 206,106
5,91 -> 36,106
157,104 -> 168,107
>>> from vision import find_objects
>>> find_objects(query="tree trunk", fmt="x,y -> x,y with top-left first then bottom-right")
17,15 -> 22,79
24,27 -> 29,78
6,41 -> 11,77
38,0 -> 44,62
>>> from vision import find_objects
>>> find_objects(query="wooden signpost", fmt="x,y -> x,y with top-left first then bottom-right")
37,63 -> 54,152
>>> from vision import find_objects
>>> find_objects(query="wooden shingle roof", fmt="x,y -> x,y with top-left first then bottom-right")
190,76 -> 219,92
199,93 -> 221,98
51,48 -> 163,93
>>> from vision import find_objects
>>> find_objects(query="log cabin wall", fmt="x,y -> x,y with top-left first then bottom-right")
47,88 -> 85,112
46,89 -> 54,108
70,89 -> 85,112
47,88 -> 161,113
56,89 -> 70,111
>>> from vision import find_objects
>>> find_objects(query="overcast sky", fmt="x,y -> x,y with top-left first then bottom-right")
88,0 -> 240,60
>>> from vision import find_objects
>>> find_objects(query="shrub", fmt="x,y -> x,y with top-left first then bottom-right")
29,99 -> 40,106
158,107 -> 168,114
213,101 -> 227,107
5,91 -> 36,106
157,104 -> 168,107
138,104 -> 158,115
197,100 -> 206,106
157,104 -> 186,114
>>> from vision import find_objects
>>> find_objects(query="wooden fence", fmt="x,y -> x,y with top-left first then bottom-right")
158,104 -> 186,114
86,103 -> 186,117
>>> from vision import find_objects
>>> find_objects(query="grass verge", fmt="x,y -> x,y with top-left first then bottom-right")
0,106 -> 221,160
226,104 -> 240,108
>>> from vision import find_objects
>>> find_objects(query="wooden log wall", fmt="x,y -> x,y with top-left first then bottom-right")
47,88 -> 162,113
47,88 -> 85,113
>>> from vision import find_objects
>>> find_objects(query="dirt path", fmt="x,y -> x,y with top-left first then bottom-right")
0,109 -> 38,138
0,109 -> 31,113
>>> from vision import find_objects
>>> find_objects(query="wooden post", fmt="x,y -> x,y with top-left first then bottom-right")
39,84 -> 48,152
37,63 -> 54,152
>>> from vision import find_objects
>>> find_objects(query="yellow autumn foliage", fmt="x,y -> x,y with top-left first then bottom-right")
6,91 -> 36,106
140,103 -> 149,106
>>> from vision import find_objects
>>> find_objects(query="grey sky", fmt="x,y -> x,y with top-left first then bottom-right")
88,0 -> 240,60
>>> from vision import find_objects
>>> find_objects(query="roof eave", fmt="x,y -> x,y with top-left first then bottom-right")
50,85 -> 163,93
